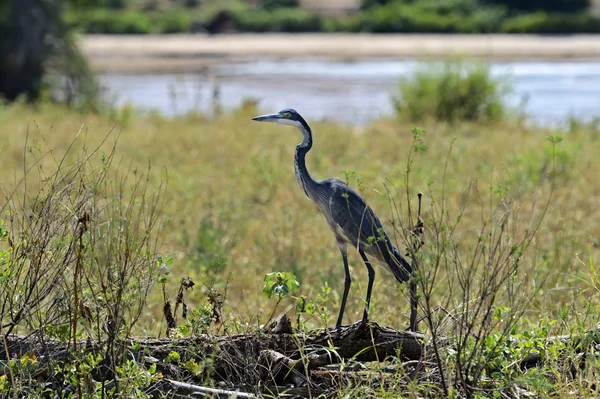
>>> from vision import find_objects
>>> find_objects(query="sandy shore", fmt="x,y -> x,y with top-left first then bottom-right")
81,33 -> 600,73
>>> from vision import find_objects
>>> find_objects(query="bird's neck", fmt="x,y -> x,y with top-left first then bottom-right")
294,125 -> 317,199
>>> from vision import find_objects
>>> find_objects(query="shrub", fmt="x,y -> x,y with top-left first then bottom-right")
103,0 -> 131,8
155,9 -> 194,33
260,0 -> 299,10
73,9 -> 153,33
233,8 -> 322,32
394,61 -> 510,123
63,1 -> 598,34
485,0 -> 590,13
501,11 -> 600,33
232,9 -> 272,32
355,1 -> 507,33
361,0 -> 394,9
0,129 -> 165,394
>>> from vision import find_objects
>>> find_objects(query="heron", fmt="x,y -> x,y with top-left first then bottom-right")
252,108 -> 413,329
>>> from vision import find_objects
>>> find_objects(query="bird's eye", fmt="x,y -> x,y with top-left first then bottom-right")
282,112 -> 291,119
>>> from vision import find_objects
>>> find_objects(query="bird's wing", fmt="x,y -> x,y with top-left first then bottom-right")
325,179 -> 387,249
323,179 -> 411,282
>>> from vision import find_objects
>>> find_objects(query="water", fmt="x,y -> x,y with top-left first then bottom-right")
99,58 -> 600,124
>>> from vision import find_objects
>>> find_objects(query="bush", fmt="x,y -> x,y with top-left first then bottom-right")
361,0 -> 394,9
155,9 -> 194,33
354,1 -> 507,33
260,0 -> 299,10
63,1 -> 599,34
103,0 -> 131,8
72,9 -> 153,33
502,11 -> 600,33
233,8 -> 323,32
485,0 -> 590,13
394,61 -> 509,123
357,4 -> 455,33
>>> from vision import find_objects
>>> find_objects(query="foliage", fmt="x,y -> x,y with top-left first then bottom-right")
501,11 -> 600,33
0,0 -> 101,107
262,271 -> 300,325
262,272 -> 300,299
361,0 -> 395,9
67,8 -> 153,33
232,8 -> 323,32
156,9 -> 194,33
485,0 -> 590,13
394,61 -> 509,123
61,0 -> 600,34
261,0 -> 299,10
351,0 -> 507,33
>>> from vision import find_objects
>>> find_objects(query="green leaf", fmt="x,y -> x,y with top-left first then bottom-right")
262,271 -> 300,299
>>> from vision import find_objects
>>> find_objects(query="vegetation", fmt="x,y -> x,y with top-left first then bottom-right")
0,95 -> 599,395
484,0 -> 590,12
62,0 -> 600,34
0,0 -> 100,107
394,61 -> 509,123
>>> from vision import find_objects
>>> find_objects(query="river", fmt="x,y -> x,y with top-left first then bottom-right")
99,58 -> 600,125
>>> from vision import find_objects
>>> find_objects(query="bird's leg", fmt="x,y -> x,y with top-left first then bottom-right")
336,242 -> 350,330
358,249 -> 375,325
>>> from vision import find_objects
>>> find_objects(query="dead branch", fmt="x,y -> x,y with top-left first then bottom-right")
151,379 -> 258,399
4,323 -> 597,392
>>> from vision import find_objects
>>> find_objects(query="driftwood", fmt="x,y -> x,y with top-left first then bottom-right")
3,321 -> 599,397
2,321 -> 422,389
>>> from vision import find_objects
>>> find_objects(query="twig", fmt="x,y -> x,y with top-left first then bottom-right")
1,333 -> 17,399
161,379 -> 258,398
409,192 -> 424,332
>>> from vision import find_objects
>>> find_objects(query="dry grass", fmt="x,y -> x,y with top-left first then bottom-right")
0,101 -> 598,342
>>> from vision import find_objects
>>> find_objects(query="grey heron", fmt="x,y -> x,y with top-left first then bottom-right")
252,108 -> 412,329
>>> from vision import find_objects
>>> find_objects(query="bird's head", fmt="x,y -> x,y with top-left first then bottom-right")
251,108 -> 309,131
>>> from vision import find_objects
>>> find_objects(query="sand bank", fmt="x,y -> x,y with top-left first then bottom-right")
80,33 -> 600,73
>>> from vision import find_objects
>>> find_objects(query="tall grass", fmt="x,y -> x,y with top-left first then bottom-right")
0,102 -> 597,331
0,101 -> 599,395
0,125 -> 166,396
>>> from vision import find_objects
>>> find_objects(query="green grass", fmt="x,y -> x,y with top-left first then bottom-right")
0,101 -> 599,396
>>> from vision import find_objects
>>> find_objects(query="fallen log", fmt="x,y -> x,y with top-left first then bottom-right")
5,322 -> 598,394
3,321 -> 423,386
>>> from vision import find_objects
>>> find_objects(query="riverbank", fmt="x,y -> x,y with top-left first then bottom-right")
81,33 -> 600,73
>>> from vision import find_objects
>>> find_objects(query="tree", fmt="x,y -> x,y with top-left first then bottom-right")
0,0 -> 99,106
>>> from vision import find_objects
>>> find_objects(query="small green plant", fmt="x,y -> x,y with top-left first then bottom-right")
262,271 -> 300,325
178,304 -> 213,336
113,360 -> 159,398
299,283 -> 333,327
394,61 -> 510,123
165,351 -> 181,364
0,375 -> 8,395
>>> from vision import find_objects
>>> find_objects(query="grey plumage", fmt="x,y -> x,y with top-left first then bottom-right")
252,108 -> 412,329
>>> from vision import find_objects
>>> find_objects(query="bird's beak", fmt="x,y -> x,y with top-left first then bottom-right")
252,113 -> 281,122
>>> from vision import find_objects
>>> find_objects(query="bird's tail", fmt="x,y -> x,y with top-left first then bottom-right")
387,246 -> 413,284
